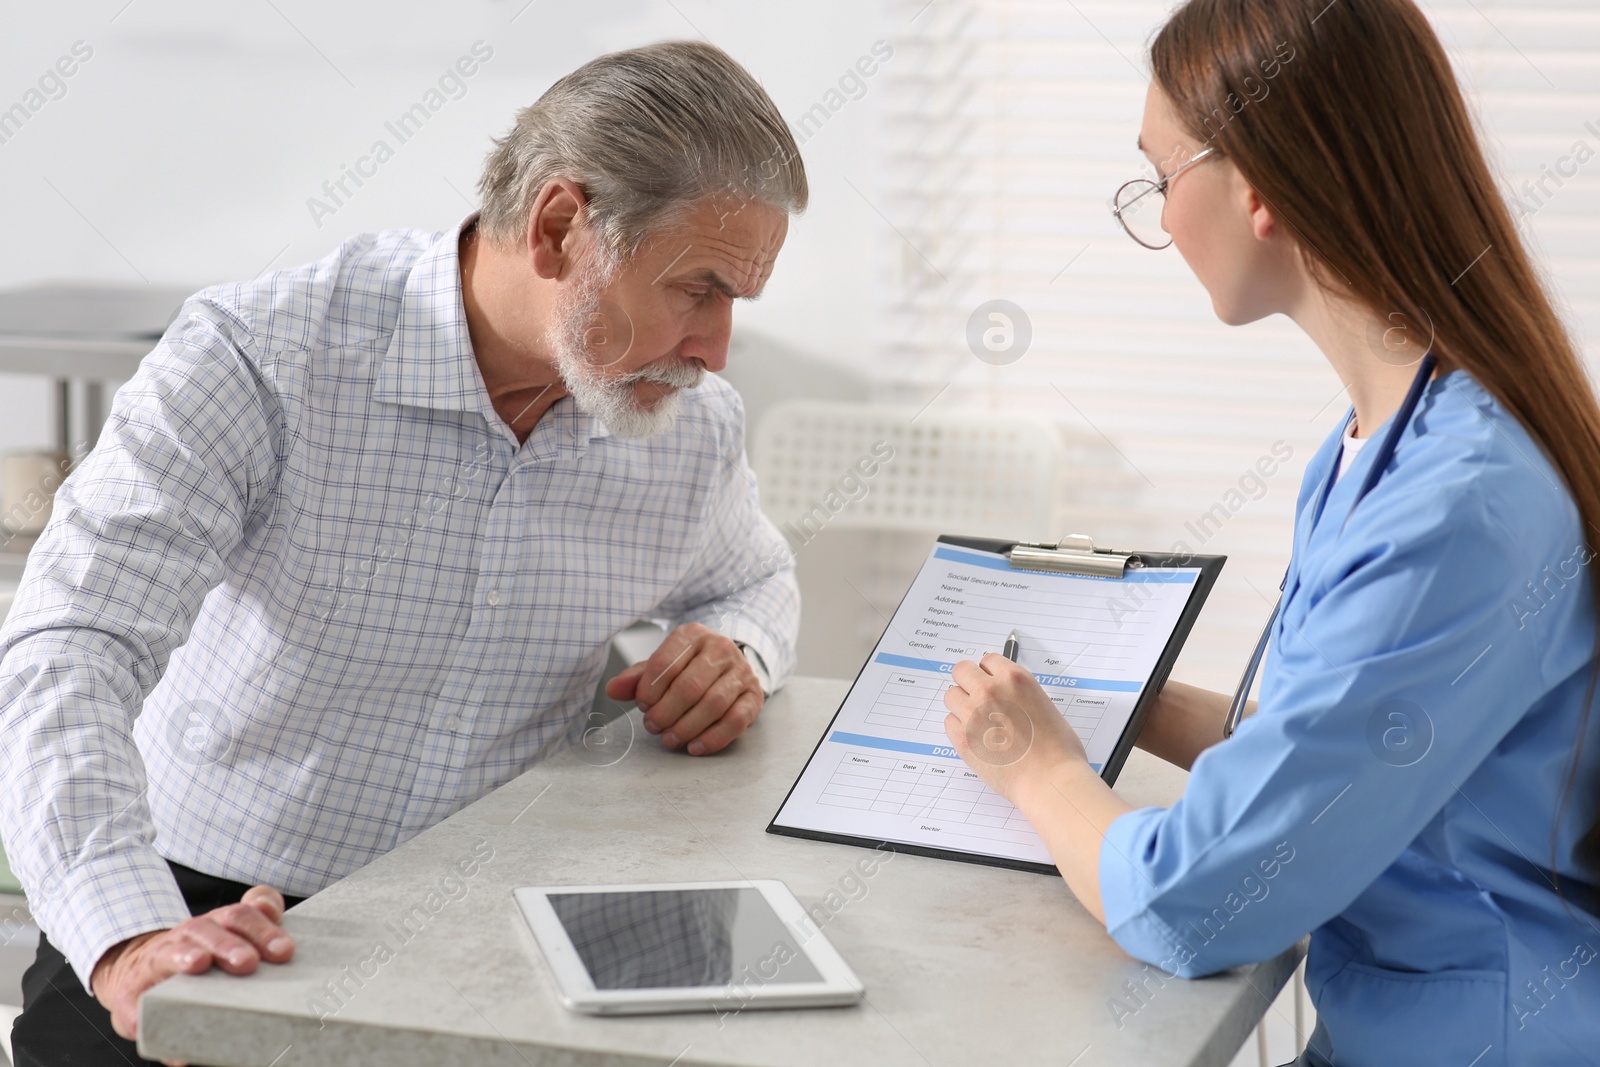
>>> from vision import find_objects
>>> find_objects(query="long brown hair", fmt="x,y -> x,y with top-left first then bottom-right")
1151,0 -> 1600,874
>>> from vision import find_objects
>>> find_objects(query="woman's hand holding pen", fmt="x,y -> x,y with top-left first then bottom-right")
943,651 -> 1132,923
941,654 -> 1095,809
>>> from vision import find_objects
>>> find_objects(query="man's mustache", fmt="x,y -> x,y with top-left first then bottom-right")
622,357 -> 705,389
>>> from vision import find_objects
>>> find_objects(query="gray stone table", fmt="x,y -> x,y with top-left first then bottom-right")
140,677 -> 1304,1066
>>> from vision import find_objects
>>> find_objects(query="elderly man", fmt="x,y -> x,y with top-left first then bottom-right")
0,41 -> 804,1065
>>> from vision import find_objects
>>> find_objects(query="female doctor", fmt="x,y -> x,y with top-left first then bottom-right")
941,1 -> 1600,1063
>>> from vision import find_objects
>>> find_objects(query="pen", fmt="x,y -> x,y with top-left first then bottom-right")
1002,630 -> 1019,662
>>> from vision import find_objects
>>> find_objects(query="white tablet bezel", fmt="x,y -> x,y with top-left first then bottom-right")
514,879 -> 865,1016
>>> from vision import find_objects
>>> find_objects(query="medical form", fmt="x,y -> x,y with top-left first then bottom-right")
769,538 -> 1222,873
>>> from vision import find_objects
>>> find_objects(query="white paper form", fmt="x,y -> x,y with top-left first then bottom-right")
773,543 -> 1202,867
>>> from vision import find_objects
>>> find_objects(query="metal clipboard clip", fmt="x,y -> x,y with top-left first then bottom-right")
1006,535 -> 1138,579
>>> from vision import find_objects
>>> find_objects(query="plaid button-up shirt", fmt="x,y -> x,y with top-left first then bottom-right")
0,215 -> 798,987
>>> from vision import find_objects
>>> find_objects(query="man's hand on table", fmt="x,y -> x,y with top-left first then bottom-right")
91,886 -> 295,1062
605,623 -> 763,755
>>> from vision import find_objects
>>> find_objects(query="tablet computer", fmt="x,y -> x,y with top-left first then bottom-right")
514,880 -> 865,1015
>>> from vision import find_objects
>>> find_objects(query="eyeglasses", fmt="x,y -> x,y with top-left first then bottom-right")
1112,147 -> 1217,250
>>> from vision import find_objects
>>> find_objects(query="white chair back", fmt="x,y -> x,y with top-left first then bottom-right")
751,401 -> 1064,542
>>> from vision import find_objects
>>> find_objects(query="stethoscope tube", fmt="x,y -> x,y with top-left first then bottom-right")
1221,352 -> 1439,739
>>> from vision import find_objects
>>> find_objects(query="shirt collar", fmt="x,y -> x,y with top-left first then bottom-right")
374,213 -> 489,416
373,213 -> 611,445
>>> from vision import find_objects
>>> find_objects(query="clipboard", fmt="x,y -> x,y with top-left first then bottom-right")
766,534 -> 1225,877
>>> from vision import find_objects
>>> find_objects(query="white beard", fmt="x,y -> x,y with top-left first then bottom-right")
548,261 -> 705,439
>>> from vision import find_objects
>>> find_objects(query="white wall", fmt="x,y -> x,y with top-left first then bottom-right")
0,0 -> 895,451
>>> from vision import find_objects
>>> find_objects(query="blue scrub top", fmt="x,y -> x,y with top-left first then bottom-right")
1100,371 -> 1600,1066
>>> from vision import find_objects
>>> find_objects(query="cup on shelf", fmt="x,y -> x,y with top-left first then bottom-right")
1,450 -> 73,537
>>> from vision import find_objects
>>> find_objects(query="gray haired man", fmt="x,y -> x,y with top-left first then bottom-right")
0,41 -> 805,1064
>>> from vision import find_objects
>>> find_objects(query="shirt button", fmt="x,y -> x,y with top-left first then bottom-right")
486,589 -> 502,606
443,715 -> 462,731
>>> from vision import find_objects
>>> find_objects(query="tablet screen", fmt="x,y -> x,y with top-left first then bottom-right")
547,888 -> 824,990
